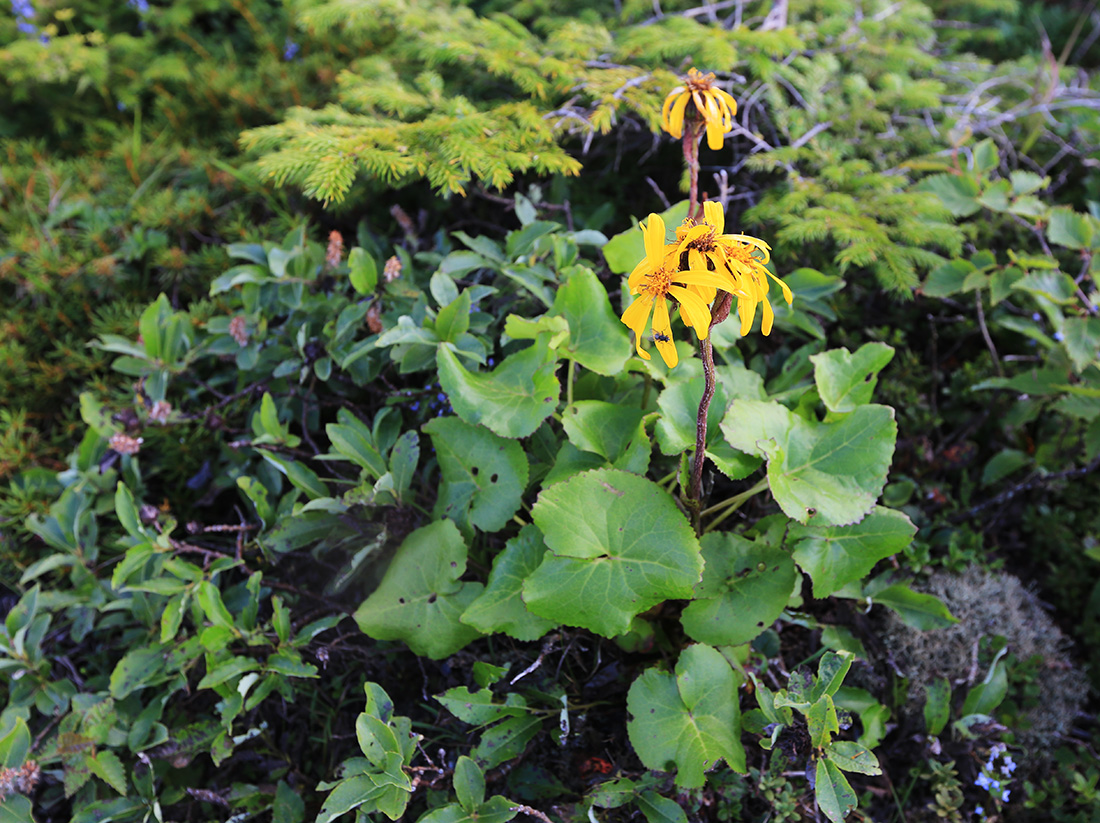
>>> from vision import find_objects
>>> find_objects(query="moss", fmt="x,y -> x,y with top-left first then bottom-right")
883,566 -> 1089,753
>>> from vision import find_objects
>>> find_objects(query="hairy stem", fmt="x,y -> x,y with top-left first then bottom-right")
690,335 -> 716,515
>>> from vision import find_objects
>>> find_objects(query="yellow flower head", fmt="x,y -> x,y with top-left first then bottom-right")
661,68 -> 738,151
621,212 -> 747,369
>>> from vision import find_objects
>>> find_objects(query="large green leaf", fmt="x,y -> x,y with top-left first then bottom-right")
550,265 -> 631,375
721,400 -> 896,526
437,341 -> 559,439
626,644 -> 745,788
810,344 -> 895,413
461,525 -> 558,641
524,469 -> 702,637
424,417 -> 529,532
561,400 -> 650,472
655,365 -> 764,480
602,201 -> 689,274
790,507 -> 916,597
680,533 -> 796,647
353,520 -> 484,658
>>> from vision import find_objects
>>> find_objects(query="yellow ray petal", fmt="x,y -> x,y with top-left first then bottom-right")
666,92 -> 690,139
643,214 -> 666,263
651,296 -> 678,368
678,269 -> 742,293
766,270 -> 794,305
668,285 -> 712,339
703,200 -> 725,234
661,87 -> 686,131
715,88 -> 738,119
621,294 -> 654,359
738,295 -> 755,336
761,292 -> 774,336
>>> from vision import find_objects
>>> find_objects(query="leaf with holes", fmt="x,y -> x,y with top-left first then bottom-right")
424,417 -> 529,533
680,532 -> 796,647
461,525 -> 558,641
721,400 -> 896,526
810,344 -> 894,413
815,757 -> 858,823
437,341 -> 559,439
353,520 -> 484,658
790,507 -> 916,597
523,469 -> 702,638
626,644 -> 745,788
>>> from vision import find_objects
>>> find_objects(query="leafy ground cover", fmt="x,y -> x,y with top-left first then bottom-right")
2,1 -> 1100,822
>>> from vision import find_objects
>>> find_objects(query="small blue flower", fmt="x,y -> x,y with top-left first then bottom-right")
410,402 -> 419,412
437,393 -> 446,403
117,101 -> 127,111
1032,312 -> 1041,321
127,0 -> 149,13
487,358 -> 495,367
1053,331 -> 1065,342
16,19 -> 36,34
283,38 -> 300,61
974,806 -> 983,817
1001,790 -> 1010,802
975,773 -> 992,791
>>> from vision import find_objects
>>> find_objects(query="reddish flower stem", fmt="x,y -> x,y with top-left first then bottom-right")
682,123 -> 702,221
689,292 -> 732,523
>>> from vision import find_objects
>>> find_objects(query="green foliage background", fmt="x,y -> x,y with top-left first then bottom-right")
2,0 -> 1100,821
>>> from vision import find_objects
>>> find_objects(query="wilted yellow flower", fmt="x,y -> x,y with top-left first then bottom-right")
621,213 -> 743,368
662,68 -> 738,150
674,201 -> 792,336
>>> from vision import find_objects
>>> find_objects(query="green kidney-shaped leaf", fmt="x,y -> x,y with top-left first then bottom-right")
437,341 -> 559,439
790,507 -> 916,597
524,469 -> 702,638
680,533 -> 796,647
810,344 -> 895,413
550,265 -> 631,376
461,525 -> 558,641
424,417 -> 529,533
353,520 -> 484,658
561,400 -> 649,470
655,365 -> 763,480
721,400 -> 897,526
626,644 -> 745,788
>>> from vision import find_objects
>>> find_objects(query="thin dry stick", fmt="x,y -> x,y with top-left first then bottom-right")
974,291 -> 1004,377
